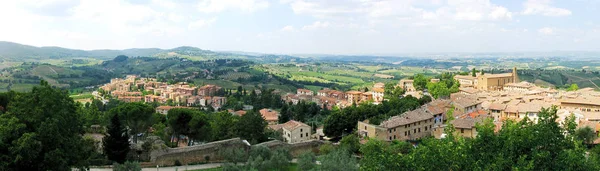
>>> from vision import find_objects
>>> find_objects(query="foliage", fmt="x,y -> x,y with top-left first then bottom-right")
339,134 -> 360,154
360,106 -> 600,170
318,148 -> 358,171
103,114 -> 130,164
222,147 -> 292,171
574,126 -> 597,145
297,152 -> 317,171
113,161 -> 141,171
109,102 -> 154,143
567,83 -> 579,91
0,81 -> 92,170
236,110 -> 268,144
319,142 -> 336,155
167,108 -> 211,146
210,111 -> 239,141
413,74 -> 428,90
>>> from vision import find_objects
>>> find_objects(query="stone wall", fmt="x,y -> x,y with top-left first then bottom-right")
149,138 -> 325,166
254,139 -> 325,157
149,138 -> 249,166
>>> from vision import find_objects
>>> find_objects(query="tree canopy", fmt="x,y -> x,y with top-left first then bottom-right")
0,81 -> 92,170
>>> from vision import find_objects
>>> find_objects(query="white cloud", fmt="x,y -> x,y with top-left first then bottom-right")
538,27 -> 554,35
197,0 -> 269,13
489,6 -> 512,20
188,18 -> 217,30
302,21 -> 331,30
280,25 -> 296,32
523,0 -> 571,16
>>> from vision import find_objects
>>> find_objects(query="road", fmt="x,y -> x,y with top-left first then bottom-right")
89,163 -> 222,171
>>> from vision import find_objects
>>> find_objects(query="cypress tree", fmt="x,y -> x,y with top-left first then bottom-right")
103,114 -> 130,164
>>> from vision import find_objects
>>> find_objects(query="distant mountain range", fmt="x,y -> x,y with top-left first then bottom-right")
0,41 -> 305,63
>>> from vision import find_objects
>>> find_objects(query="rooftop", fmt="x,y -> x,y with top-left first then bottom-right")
259,108 -> 279,121
379,107 -> 433,128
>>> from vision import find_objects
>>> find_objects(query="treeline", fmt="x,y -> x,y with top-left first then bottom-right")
359,107 -> 600,170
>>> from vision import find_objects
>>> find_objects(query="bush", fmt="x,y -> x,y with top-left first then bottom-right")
174,160 -> 182,166
204,155 -> 210,162
319,143 -> 336,155
113,161 -> 141,171
298,152 -> 317,171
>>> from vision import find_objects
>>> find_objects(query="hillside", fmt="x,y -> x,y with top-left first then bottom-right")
0,41 -> 308,63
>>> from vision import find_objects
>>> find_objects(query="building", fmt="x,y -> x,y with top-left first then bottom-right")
452,94 -> 483,115
297,89 -> 313,96
359,106 -> 436,141
346,91 -> 363,104
454,67 -> 519,91
281,120 -> 312,143
560,98 -> 600,112
259,108 -> 279,125
371,87 -> 385,103
398,79 -> 415,92
197,85 -> 222,96
156,106 -> 193,115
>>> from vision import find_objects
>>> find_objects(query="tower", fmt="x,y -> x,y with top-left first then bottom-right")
512,67 -> 519,83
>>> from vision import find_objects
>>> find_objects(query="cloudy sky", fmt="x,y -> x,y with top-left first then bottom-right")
0,0 -> 598,55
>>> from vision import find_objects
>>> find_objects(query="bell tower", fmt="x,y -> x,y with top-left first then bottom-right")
512,67 -> 519,83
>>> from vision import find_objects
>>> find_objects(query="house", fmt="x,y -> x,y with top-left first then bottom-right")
488,103 -> 507,121
281,120 -> 312,143
346,91 -> 363,104
371,87 -> 385,103
259,108 -> 279,125
373,82 -> 385,89
398,79 -> 416,92
156,106 -> 192,115
452,94 -> 482,115
358,107 -> 435,141
297,89 -> 313,96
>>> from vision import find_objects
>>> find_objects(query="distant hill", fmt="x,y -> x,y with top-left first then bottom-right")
0,41 -> 308,63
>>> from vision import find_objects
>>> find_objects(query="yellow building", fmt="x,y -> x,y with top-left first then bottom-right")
454,67 -> 519,91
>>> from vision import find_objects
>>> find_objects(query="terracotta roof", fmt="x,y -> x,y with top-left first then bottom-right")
463,110 -> 488,119
379,107 -> 433,128
452,95 -> 481,108
454,75 -> 475,80
504,105 -> 519,113
426,99 -> 452,115
372,87 -> 385,93
297,89 -> 312,93
489,103 -> 507,111
259,108 -> 279,121
282,120 -> 310,131
459,87 -> 479,94
156,106 -> 191,110
346,90 -> 363,95
452,117 -> 487,129
561,98 -> 600,106
483,73 -> 513,78
268,124 -> 284,131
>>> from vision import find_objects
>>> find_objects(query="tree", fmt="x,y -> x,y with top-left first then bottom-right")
340,134 -> 360,154
318,148 -> 358,171
167,108 -> 194,145
113,161 -> 141,171
188,111 -> 211,145
472,68 -> 477,77
279,104 -> 291,124
298,152 -> 317,171
236,110 -> 268,144
210,111 -> 239,141
103,114 -> 130,164
567,84 -> 579,91
0,81 -> 92,170
574,126 -> 597,145
413,74 -> 428,90
109,103 -> 154,143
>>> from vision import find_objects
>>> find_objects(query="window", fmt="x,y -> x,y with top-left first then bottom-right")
405,131 -> 407,136
414,129 -> 416,133
364,126 -> 367,130
461,128 -> 464,133
300,134 -> 303,138
425,127 -> 427,131
430,125 -> 432,129
306,133 -> 308,137
418,128 -> 421,133
389,137 -> 392,140
300,129 -> 303,132
394,135 -> 396,139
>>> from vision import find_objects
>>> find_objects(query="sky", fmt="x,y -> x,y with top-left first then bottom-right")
0,0 -> 599,55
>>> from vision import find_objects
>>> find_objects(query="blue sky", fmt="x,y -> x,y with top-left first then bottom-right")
0,0 -> 598,55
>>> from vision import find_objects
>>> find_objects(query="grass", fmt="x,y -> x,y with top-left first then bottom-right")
70,93 -> 94,100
